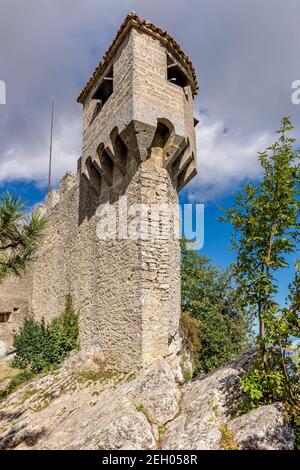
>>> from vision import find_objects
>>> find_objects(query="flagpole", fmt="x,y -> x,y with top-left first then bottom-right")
48,98 -> 54,194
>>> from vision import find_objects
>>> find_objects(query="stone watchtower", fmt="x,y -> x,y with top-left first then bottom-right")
28,13 -> 198,372
76,12 -> 198,370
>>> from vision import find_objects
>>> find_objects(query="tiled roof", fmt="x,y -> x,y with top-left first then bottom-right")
77,12 -> 198,103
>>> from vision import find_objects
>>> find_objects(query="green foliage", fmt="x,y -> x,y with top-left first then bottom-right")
181,239 -> 251,374
221,117 -> 299,357
49,293 -> 79,359
158,425 -> 167,437
237,272 -> 300,448
238,274 -> 300,412
12,294 -> 79,373
222,118 -> 300,444
0,192 -> 46,279
0,369 -> 35,401
239,361 -> 289,411
183,369 -> 193,383
12,316 -> 52,372
135,403 -> 152,423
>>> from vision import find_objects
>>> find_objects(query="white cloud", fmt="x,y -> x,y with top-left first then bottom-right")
0,0 -> 299,200
0,116 -> 80,187
187,114 -> 272,201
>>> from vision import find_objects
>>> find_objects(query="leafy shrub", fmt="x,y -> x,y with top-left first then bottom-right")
13,293 -> 78,373
239,359 -> 288,412
48,293 -> 79,360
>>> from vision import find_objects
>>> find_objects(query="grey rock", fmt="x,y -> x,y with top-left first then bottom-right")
0,352 -> 295,450
228,404 -> 295,450
161,351 -> 254,450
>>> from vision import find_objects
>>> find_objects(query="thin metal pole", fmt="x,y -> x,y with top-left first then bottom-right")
48,98 -> 54,193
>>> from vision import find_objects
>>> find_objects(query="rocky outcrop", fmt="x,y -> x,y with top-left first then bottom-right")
227,405 -> 295,450
0,352 -> 295,450
161,352 -> 294,450
161,352 -> 253,449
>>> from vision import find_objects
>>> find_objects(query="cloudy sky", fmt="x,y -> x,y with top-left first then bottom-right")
0,0 -> 299,300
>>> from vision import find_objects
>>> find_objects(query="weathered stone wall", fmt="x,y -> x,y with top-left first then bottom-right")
82,30 -> 135,175
132,28 -> 196,148
31,168 -> 144,371
31,151 -> 180,372
0,19 -> 197,371
0,269 -> 33,354
139,158 -> 181,365
31,174 -> 79,326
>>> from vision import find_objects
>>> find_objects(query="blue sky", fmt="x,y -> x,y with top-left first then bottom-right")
0,180 -> 296,309
0,0 -> 299,307
179,190 -> 297,308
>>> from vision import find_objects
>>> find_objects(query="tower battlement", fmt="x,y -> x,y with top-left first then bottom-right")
79,12 -> 197,198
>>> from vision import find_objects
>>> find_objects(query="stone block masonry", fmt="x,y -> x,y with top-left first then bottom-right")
0,270 -> 33,355
0,12 -> 198,371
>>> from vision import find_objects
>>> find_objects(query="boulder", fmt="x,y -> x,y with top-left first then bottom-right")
228,404 -> 295,450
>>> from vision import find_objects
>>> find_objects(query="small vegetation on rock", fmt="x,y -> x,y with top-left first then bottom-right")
76,369 -> 117,383
0,369 -> 35,401
182,368 -> 193,383
219,423 -> 239,450
135,403 -> 152,424
158,425 -> 167,436
12,293 -> 79,373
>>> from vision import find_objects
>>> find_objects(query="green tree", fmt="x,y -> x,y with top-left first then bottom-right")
222,118 -> 300,418
181,240 -> 251,374
222,117 -> 299,363
0,192 -> 46,279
